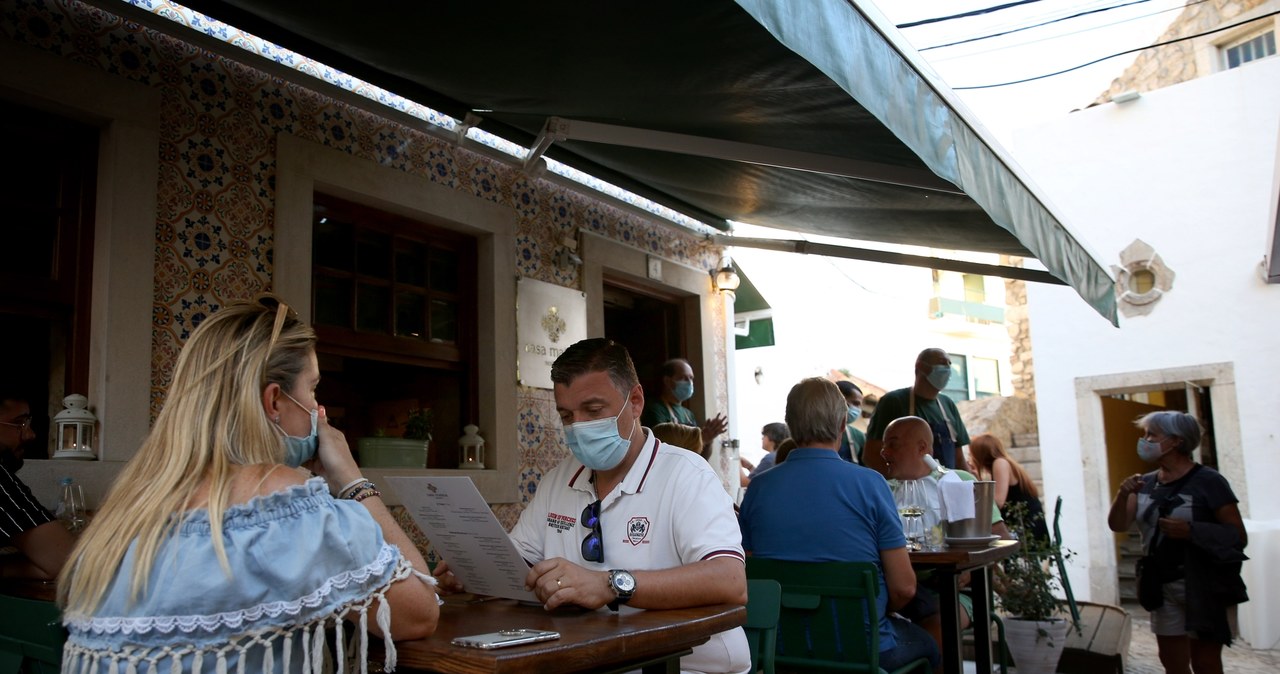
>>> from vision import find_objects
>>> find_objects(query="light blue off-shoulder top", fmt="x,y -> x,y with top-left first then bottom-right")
62,478 -> 426,674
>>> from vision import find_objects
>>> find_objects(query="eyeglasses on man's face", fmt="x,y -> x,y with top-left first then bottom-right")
0,416 -> 32,431
581,500 -> 603,563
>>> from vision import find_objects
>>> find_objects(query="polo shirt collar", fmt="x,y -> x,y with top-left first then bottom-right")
566,428 -> 659,501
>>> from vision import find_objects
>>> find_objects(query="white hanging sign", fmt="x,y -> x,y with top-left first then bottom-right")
516,278 -> 587,389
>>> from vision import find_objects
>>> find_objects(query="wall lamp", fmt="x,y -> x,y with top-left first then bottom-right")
710,257 -> 741,294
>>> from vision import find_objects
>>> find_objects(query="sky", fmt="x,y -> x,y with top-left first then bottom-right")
868,0 -> 1191,142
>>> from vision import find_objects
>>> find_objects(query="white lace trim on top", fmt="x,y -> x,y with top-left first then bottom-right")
62,556 -> 436,674
65,544 -> 400,636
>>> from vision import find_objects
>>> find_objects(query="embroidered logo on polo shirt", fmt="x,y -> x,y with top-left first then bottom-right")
547,511 -> 574,533
626,516 -> 650,545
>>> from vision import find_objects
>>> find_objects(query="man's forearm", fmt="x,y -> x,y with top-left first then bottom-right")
628,557 -> 747,609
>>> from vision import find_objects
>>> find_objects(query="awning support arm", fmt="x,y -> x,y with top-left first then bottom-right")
540,117 -> 963,194
714,235 -> 1066,285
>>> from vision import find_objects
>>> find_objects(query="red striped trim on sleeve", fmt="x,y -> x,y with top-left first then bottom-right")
702,549 -> 745,563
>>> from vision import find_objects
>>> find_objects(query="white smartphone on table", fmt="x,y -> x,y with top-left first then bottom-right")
451,628 -> 561,649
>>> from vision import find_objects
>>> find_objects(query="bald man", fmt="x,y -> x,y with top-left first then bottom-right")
864,348 -> 970,477
880,416 -> 1009,653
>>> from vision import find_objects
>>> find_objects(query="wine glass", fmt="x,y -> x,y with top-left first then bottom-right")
59,482 -> 87,533
898,479 -> 926,551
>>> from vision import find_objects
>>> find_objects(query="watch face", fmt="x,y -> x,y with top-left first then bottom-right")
613,571 -> 636,593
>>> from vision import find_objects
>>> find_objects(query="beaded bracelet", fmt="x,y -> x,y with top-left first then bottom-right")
335,477 -> 367,498
351,487 -> 382,503
340,480 -> 377,500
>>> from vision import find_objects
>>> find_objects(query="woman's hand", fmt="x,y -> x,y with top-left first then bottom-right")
306,406 -> 362,491
1118,473 -> 1144,497
431,558 -> 466,594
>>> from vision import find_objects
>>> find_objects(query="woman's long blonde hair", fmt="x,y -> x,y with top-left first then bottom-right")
968,433 -> 1038,499
57,295 -> 316,614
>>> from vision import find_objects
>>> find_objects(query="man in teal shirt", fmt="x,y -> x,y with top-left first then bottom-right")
641,358 -> 727,458
864,348 -> 969,476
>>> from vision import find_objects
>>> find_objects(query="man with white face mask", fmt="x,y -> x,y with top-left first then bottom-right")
863,348 -> 970,477
510,338 -> 751,674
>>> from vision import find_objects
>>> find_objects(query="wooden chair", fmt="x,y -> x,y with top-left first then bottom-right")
746,559 -> 931,674
0,594 -> 65,674
746,578 -> 782,674
1051,496 -> 1131,674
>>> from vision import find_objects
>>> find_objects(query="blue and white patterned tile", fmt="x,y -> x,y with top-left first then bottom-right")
515,234 -> 540,277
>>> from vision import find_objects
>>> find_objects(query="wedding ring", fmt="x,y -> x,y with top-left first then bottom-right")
556,578 -> 563,588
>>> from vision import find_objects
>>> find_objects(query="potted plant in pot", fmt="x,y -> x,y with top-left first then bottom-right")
994,503 -> 1073,674
357,406 -> 433,468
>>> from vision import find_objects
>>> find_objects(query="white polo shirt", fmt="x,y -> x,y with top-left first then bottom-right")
510,428 -> 750,674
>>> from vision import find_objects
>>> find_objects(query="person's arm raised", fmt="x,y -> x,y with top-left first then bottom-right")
309,409 -> 439,640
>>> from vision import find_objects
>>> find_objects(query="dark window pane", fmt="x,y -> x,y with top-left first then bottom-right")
396,291 -> 426,338
357,283 -> 390,333
430,299 -> 457,342
356,231 -> 390,279
314,218 -> 353,270
11,214 -> 59,279
314,276 -> 353,327
430,249 -> 459,293
395,240 -> 427,287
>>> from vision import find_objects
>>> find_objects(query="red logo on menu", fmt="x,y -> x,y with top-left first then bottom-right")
626,516 -> 650,545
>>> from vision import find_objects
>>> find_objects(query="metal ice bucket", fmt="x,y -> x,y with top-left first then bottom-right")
943,480 -> 995,539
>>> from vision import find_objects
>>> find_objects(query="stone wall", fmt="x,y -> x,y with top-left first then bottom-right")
1001,256 -> 1035,401
1093,0 -> 1275,104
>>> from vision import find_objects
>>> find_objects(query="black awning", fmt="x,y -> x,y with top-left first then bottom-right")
173,0 -> 1116,323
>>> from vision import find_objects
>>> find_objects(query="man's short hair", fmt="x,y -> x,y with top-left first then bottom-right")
660,358 -> 691,377
784,378 -> 845,446
761,422 -> 789,445
835,380 -> 862,398
916,347 -> 948,366
550,338 -> 640,397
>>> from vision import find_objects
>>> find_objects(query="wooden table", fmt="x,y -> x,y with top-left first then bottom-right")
390,598 -> 746,674
910,539 -> 1020,674
0,578 -> 58,602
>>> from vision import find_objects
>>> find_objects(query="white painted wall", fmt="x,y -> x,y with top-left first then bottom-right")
1013,55 -> 1280,643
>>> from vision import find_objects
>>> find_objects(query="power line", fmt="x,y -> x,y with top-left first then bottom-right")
952,8 -> 1280,89
896,0 -> 1049,29
920,0 -> 1166,51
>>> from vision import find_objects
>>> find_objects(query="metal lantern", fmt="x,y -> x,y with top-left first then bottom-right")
458,424 -> 485,469
53,394 -> 97,460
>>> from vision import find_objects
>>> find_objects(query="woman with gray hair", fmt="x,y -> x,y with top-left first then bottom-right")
1107,410 -> 1247,674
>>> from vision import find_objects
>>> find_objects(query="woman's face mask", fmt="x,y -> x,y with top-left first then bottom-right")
275,390 -> 318,467
1137,436 -> 1169,463
564,402 -> 636,471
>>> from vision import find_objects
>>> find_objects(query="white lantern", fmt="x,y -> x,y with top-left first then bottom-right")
53,394 -> 97,460
458,424 -> 485,469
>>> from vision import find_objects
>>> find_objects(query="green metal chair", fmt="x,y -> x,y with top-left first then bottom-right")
1053,495 -> 1081,627
0,594 -> 65,674
746,559 -> 931,674
745,578 -> 782,674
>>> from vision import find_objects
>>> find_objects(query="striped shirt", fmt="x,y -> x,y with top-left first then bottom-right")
0,465 -> 53,542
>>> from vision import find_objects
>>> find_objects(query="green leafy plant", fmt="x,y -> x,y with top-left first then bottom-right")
402,408 -> 433,441
995,502 -> 1071,624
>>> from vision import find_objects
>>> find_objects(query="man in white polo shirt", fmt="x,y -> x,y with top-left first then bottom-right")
510,337 -> 750,674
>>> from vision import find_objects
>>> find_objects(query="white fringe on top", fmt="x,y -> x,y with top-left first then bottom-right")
62,558 -> 438,674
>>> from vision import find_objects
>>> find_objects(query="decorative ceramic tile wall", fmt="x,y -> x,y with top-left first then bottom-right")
2,0 -> 723,541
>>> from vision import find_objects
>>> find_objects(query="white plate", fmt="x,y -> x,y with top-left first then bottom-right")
944,534 -> 999,549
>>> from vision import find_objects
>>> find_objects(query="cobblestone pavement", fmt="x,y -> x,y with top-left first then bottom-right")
1122,602 -> 1280,673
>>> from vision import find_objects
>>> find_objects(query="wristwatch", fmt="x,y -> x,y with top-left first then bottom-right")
607,569 -> 636,611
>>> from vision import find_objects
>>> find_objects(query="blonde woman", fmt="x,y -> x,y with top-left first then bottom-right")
968,433 -> 1048,543
57,296 -> 439,674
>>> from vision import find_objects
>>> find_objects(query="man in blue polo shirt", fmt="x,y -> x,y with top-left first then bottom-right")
738,378 -> 940,672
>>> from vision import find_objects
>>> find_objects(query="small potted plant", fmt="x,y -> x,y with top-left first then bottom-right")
995,503 -> 1073,674
357,407 -> 433,468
